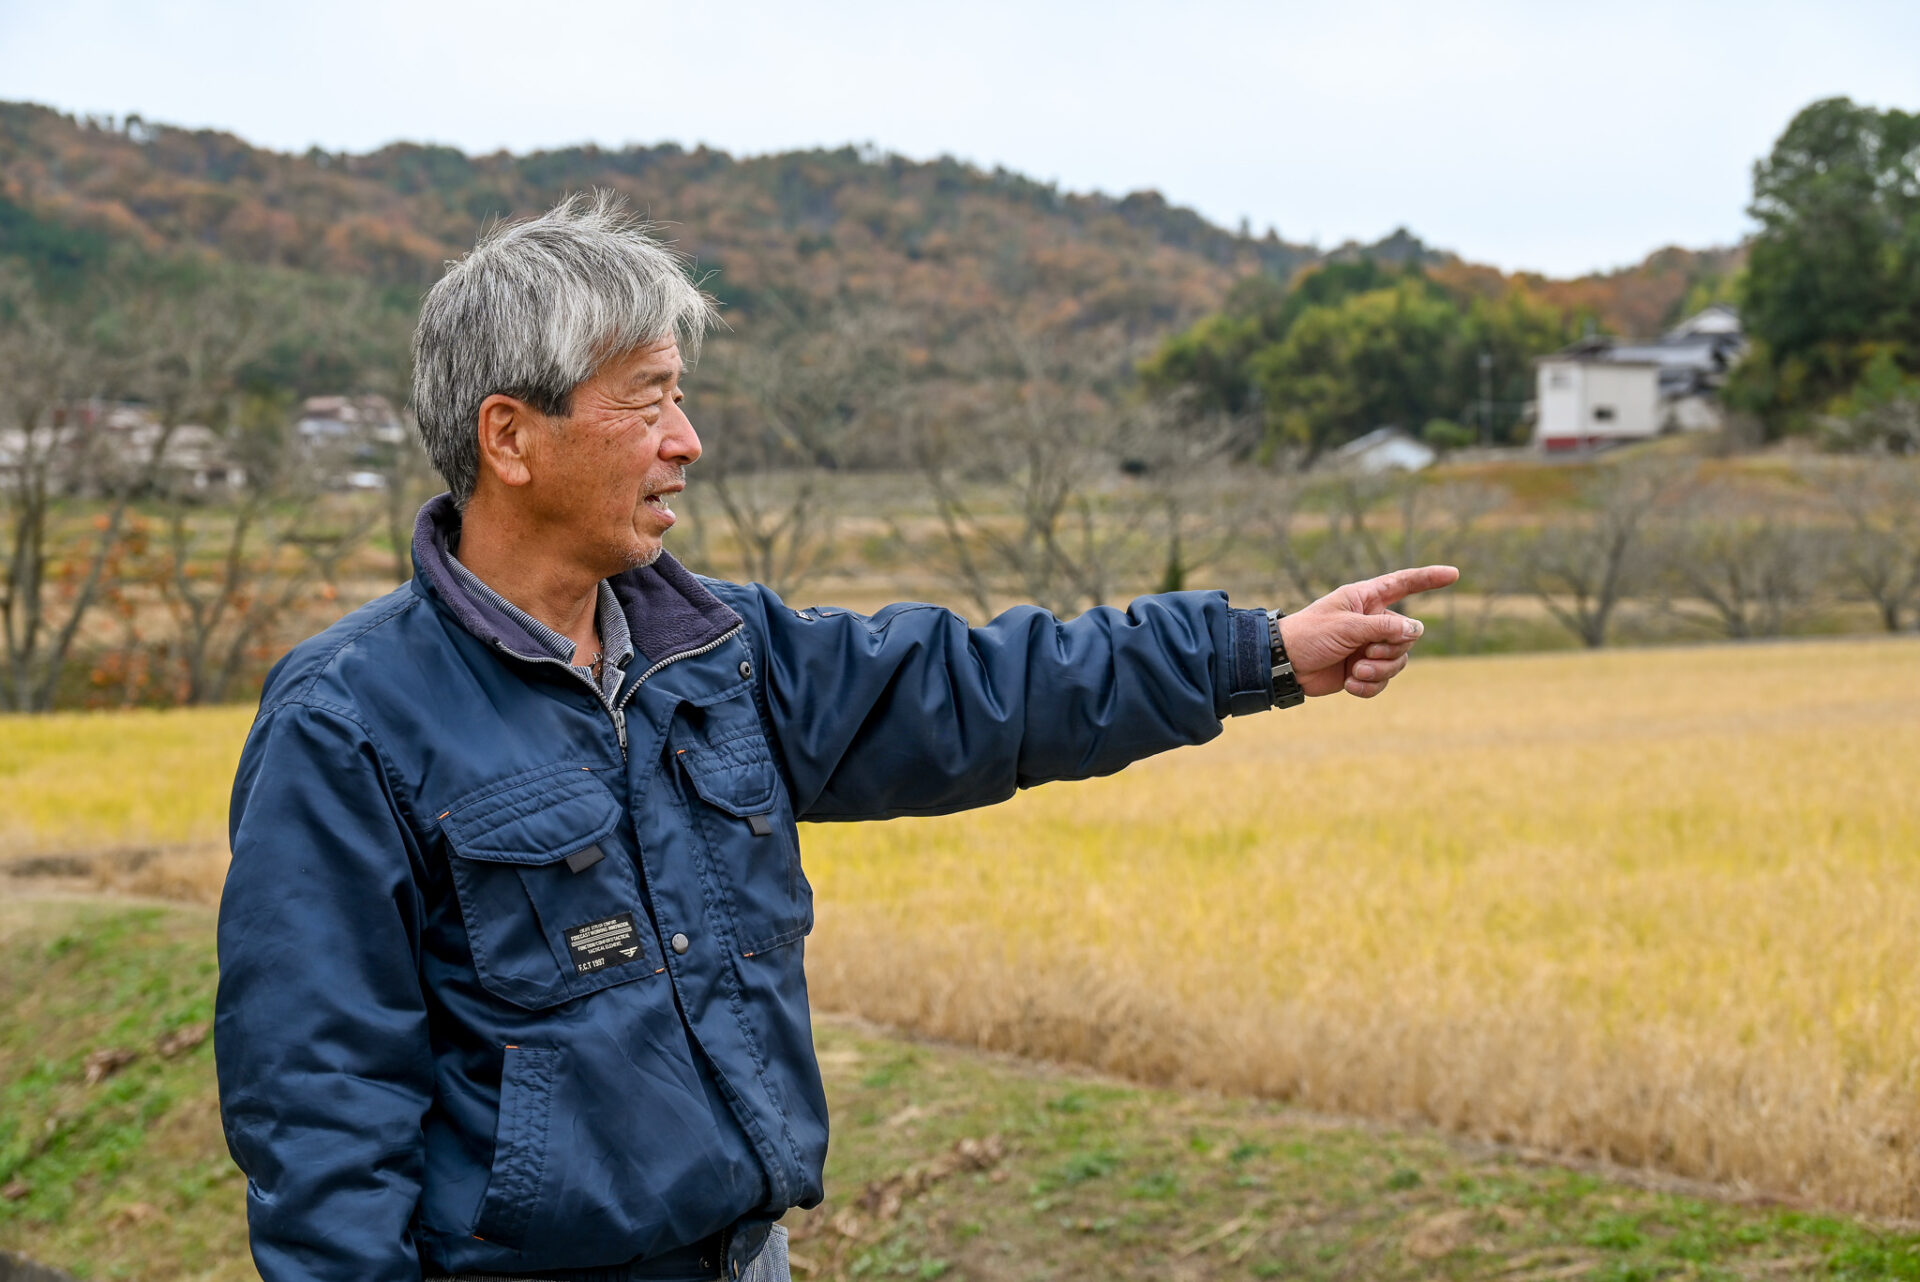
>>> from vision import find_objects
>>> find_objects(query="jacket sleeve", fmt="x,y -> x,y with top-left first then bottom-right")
216,701 -> 434,1282
736,587 -> 1275,821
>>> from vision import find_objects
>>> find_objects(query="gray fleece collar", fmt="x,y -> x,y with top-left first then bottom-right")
410,494 -> 741,666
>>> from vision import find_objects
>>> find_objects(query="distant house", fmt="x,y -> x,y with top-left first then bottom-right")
0,402 -> 245,497
296,394 -> 408,489
160,424 -> 248,494
1332,426 -> 1437,474
1533,304 -> 1746,452
297,394 -> 406,447
95,407 -> 247,495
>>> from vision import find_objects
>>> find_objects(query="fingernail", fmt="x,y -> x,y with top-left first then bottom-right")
1403,618 -> 1424,639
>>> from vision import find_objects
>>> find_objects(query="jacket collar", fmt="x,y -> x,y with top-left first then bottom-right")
411,493 -> 741,666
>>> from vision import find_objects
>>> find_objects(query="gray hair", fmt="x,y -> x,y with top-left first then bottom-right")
411,191 -> 719,506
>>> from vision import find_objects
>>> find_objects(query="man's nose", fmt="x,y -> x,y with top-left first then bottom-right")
662,402 -> 701,466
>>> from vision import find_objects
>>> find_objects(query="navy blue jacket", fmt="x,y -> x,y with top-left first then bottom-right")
215,496 -> 1276,1282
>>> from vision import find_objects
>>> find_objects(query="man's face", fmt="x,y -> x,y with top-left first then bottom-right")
527,337 -> 700,576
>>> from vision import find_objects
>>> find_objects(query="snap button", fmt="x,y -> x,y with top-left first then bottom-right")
671,932 -> 690,955
738,659 -> 753,680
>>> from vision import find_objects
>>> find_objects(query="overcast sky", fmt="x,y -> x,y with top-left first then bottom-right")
3,0 -> 1916,277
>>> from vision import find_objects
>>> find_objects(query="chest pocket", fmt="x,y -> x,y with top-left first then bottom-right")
670,683 -> 812,958
439,764 -> 658,1010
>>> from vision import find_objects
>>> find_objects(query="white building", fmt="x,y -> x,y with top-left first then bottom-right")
1534,304 -> 1746,453
1535,356 -> 1663,452
1332,426 -> 1437,474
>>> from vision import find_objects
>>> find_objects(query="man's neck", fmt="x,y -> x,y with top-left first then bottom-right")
454,495 -> 603,663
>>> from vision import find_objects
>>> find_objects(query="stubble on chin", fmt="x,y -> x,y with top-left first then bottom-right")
621,542 -> 665,572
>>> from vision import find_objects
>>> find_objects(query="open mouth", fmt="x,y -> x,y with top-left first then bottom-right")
641,492 -> 676,522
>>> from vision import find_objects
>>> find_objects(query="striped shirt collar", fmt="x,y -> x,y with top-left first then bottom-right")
443,551 -> 635,702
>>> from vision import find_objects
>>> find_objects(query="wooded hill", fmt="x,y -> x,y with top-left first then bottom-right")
0,100 -> 1735,357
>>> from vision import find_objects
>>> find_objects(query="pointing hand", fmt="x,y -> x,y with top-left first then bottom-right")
1278,566 -> 1460,699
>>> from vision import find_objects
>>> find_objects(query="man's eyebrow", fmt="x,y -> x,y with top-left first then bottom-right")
627,363 -> 683,390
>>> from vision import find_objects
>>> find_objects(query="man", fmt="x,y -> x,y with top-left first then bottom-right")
215,193 -> 1456,1282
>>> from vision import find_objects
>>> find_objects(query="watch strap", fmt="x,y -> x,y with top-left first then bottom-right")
1266,608 -> 1306,709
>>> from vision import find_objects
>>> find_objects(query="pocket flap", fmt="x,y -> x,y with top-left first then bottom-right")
440,766 -> 620,865
675,734 -> 778,817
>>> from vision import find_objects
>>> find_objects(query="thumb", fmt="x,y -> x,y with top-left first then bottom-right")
1350,610 -> 1425,646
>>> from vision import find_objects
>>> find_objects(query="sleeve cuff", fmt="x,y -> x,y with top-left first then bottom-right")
1225,607 -> 1275,717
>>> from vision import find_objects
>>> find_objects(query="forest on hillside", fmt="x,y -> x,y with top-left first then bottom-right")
0,98 -> 1739,360
0,96 -> 1755,486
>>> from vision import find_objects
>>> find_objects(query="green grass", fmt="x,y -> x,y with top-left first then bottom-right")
5,900 -> 1920,1281
0,902 -> 243,1280
797,1029 -> 1920,1280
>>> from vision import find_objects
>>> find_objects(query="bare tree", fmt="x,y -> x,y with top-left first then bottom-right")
1660,480 -> 1831,639
916,325 -> 1140,618
1521,459 -> 1679,649
1237,457 -> 1312,599
1814,457 -> 1920,632
1302,471 -> 1499,596
1386,478 -> 1506,650
1820,394 -> 1920,455
1121,395 -> 1250,595
0,266 -> 288,709
0,269 -> 121,711
373,414 -> 437,584
144,403 -> 377,705
692,312 -> 905,595
303,278 -> 425,587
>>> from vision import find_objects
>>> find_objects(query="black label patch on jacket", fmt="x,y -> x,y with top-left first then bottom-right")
564,913 -> 643,974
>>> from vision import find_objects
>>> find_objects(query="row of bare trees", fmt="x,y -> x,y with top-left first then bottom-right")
683,341 -> 1920,650
686,312 -> 1920,649
6,270 -> 1916,710
1224,458 -> 1918,650
1508,459 -> 1920,647
690,319 -> 1256,621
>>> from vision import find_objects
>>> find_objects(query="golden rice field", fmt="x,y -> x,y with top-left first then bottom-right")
801,637 -> 1920,1218
0,707 -> 246,853
4,637 -> 1918,1216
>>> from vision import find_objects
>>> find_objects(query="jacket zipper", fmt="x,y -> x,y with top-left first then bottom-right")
495,622 -> 744,761
491,645 -> 631,756
620,623 -> 744,700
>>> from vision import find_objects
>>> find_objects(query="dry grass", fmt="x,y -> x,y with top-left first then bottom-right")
0,704 -> 245,904
801,637 -> 1920,1217
6,639 -> 1920,1217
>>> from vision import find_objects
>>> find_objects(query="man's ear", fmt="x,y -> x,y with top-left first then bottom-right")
474,393 -> 541,490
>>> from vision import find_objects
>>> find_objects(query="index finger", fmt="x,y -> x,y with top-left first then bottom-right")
1360,565 -> 1460,609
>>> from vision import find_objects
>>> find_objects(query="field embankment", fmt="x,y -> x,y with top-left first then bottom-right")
6,899 -> 1920,1281
4,638 -> 1918,1223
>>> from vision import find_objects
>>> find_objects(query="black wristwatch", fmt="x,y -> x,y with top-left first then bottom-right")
1266,609 -> 1306,709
